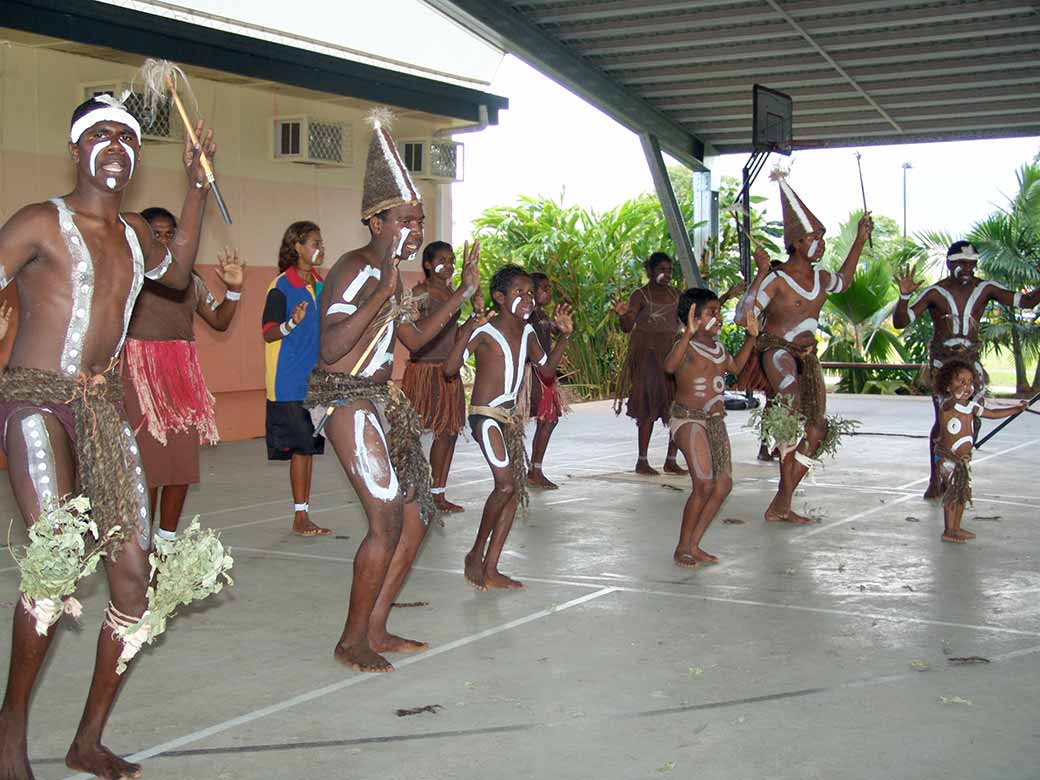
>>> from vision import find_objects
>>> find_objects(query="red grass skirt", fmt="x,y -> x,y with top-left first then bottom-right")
122,338 -> 218,488
528,369 -> 570,423
402,360 -> 466,437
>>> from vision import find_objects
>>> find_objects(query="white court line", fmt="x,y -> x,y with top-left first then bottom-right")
612,585 -> 1040,638
232,546 -> 1040,642
63,586 -> 616,779
544,497 -> 589,506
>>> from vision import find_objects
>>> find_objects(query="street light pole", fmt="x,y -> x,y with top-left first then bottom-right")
902,162 -> 913,239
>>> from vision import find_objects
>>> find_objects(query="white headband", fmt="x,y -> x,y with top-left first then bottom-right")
948,249 -> 978,262
70,106 -> 141,144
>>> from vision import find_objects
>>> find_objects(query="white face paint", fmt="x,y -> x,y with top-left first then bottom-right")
510,296 -> 521,314
807,239 -> 819,258
105,177 -> 117,190
89,140 -> 111,177
310,248 -> 322,266
656,272 -> 667,284
394,227 -> 411,257
706,317 -> 718,331
118,140 -> 136,179
434,264 -> 445,273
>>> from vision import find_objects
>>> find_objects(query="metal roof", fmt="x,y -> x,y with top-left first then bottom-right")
3,0 -> 508,126
429,0 -> 1040,163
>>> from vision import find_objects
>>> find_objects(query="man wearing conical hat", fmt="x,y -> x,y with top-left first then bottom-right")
306,111 -> 480,672
894,241 -> 1040,499
735,169 -> 873,524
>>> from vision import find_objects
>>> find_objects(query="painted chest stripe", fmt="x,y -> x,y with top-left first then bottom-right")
774,268 -> 822,301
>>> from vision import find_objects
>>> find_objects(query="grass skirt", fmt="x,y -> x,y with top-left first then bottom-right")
402,361 -> 465,437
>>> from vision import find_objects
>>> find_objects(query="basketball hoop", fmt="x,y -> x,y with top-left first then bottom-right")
733,85 -> 793,280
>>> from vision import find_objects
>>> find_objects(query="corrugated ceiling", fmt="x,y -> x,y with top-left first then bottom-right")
432,0 -> 1040,159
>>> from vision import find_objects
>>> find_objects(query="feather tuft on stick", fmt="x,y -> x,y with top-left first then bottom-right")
134,59 -> 198,125
768,164 -> 790,182
366,107 -> 396,131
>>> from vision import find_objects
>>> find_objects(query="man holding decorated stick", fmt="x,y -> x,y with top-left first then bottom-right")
893,240 -> 1040,497
306,112 -> 480,673
0,94 -> 215,780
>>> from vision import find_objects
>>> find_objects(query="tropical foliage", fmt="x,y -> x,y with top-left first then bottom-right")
467,173 -> 779,400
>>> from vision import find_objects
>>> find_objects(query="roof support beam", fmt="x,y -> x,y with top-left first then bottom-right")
640,133 -> 703,287
428,0 -> 710,169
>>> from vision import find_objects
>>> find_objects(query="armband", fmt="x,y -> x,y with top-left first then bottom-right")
225,290 -> 242,301
279,320 -> 298,336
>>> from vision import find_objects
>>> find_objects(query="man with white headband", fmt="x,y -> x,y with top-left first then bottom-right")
0,94 -> 216,779
894,240 -> 1040,498
735,168 -> 873,524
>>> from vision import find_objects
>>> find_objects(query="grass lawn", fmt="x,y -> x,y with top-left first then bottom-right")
984,349 -> 1036,393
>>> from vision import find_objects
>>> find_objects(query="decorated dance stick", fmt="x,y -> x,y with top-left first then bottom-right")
137,59 -> 232,224
974,390 -> 1040,449
854,152 -> 872,249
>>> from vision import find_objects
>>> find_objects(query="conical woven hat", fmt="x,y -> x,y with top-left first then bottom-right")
771,167 -> 825,248
361,110 -> 421,221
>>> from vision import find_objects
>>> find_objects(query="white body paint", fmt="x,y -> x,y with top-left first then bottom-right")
21,415 -> 56,506
807,239 -> 819,257
952,435 -> 975,451
656,273 -> 667,283
395,227 -> 411,257
510,297 -> 521,314
481,419 -> 510,467
689,339 -> 726,364
118,139 -> 136,179
947,418 -> 962,435
354,409 -> 399,501
434,263 -> 445,273
705,317 -> 717,331
328,264 -> 381,316
88,140 -> 111,177
783,317 -> 818,342
465,322 -> 537,407
105,177 -> 117,190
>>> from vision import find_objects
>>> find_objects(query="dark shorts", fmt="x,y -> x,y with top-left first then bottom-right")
266,400 -> 324,461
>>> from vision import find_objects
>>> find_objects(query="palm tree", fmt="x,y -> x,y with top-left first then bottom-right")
969,163 -> 1040,391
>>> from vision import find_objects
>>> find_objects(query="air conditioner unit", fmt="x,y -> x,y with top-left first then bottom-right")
273,116 -> 352,167
80,82 -> 181,143
401,139 -> 464,182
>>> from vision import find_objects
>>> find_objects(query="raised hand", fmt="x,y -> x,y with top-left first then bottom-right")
183,120 -> 216,189
753,246 -> 771,272
0,301 -> 12,341
613,298 -> 630,317
895,264 -> 920,296
686,305 -> 700,336
724,281 -> 747,300
291,300 -> 308,325
553,303 -> 574,336
215,246 -> 246,291
745,309 -> 760,338
460,240 -> 480,297
857,211 -> 874,242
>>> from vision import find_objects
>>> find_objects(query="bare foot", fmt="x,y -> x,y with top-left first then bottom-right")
434,495 -> 465,513
941,532 -> 966,544
635,459 -> 659,476
369,632 -> 429,654
66,740 -> 141,780
464,551 -> 487,591
663,459 -> 687,475
484,569 -> 524,589
292,512 -> 331,537
955,528 -> 976,540
333,640 -> 394,672
673,550 -> 699,569
923,482 -> 942,501
692,547 -> 719,564
0,715 -> 34,780
528,471 -> 559,490
765,509 -> 814,525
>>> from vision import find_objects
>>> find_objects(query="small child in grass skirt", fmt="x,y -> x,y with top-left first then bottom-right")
933,360 -> 1025,544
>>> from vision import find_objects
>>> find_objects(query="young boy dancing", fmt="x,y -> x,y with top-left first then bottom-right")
934,361 -> 1025,544
527,272 -> 569,489
444,265 -> 572,590
664,288 -> 759,567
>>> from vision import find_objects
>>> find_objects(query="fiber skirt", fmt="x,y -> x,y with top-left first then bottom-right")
402,360 -> 466,437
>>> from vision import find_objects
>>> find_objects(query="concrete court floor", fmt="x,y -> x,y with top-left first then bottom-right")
2,395 -> 1040,780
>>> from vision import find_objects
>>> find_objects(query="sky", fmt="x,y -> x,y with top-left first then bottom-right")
451,55 -> 1040,247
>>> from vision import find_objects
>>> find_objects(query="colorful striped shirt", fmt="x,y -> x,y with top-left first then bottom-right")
262,266 -> 323,402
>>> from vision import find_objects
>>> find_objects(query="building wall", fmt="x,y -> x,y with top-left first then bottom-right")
0,42 -> 452,444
